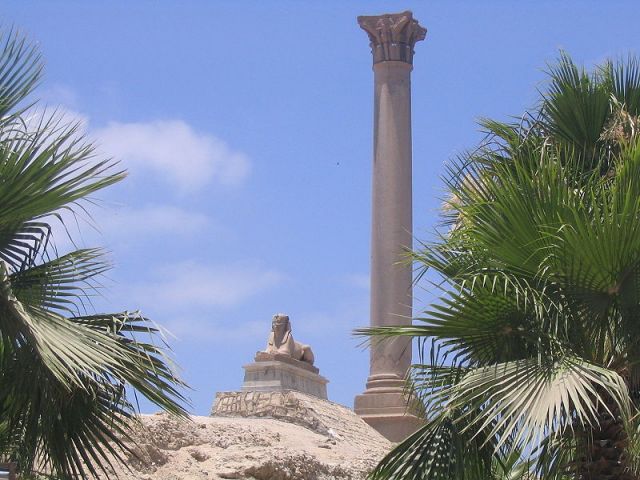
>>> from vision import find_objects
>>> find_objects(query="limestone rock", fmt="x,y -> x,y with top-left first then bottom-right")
98,396 -> 392,479
212,391 -> 354,435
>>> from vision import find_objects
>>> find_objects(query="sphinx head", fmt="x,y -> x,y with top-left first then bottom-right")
271,313 -> 291,341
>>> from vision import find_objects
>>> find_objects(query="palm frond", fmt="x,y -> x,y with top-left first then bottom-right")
0,28 -> 188,479
369,410 -> 498,480
541,52 -> 610,159
450,357 -> 630,452
0,29 -> 41,119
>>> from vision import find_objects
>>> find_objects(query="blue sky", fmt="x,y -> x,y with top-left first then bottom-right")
4,0 -> 639,415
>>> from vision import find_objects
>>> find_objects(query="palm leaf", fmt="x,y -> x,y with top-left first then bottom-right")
369,410 -> 498,480
0,29 -> 41,119
0,29 -> 188,479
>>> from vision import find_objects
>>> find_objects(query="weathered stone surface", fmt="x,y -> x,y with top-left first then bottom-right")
264,313 -> 315,365
212,391 -> 363,437
241,360 -> 328,399
93,405 -> 392,480
354,10 -> 426,441
358,11 -> 426,64
254,351 -> 319,374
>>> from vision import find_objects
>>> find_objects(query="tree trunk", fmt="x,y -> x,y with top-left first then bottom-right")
575,399 -> 637,480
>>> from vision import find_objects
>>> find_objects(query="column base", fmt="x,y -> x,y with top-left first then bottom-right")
354,375 -> 423,442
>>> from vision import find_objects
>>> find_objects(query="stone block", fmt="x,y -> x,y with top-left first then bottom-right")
354,390 -> 423,442
241,359 -> 328,399
254,351 -> 319,374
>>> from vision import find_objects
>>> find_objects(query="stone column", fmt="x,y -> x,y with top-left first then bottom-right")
354,11 -> 426,442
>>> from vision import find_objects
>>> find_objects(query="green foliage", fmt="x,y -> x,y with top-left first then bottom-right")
0,29 -> 188,478
359,54 -> 640,479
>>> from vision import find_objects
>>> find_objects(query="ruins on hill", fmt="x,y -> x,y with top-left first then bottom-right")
212,313 -> 329,418
212,10 -> 426,444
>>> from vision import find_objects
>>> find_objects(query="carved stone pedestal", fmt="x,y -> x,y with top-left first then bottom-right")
241,352 -> 328,399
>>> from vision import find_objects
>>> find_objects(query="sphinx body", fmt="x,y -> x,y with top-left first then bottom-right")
265,314 -> 315,365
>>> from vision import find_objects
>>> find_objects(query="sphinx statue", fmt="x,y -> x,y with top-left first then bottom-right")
264,313 -> 315,365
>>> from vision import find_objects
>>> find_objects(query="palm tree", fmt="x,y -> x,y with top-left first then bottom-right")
361,54 -> 640,479
0,30 -> 188,478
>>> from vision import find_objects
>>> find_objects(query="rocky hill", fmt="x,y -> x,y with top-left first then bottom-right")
109,393 -> 392,480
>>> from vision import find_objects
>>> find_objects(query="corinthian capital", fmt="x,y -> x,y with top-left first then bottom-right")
358,11 -> 427,65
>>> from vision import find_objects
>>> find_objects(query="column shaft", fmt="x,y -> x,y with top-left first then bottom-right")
368,61 -> 413,389
354,10 -> 426,442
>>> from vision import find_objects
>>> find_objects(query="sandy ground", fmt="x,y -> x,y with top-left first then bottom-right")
107,404 -> 392,480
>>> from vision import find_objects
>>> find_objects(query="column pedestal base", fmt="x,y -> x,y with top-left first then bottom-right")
354,375 -> 422,442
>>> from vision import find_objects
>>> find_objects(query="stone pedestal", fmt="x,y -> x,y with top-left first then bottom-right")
354,11 -> 426,442
353,389 -> 422,442
241,352 -> 328,399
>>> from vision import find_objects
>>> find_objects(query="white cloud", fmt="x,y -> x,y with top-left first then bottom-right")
45,204 -> 213,254
23,107 -> 250,195
19,100 -> 242,247
93,120 -> 251,192
161,318 -> 265,343
101,205 -> 211,237
40,84 -> 81,109
131,261 -> 285,311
